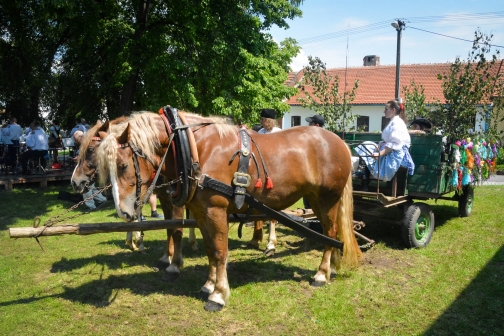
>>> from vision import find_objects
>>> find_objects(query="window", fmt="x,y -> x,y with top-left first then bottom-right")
381,117 -> 389,131
356,116 -> 369,132
291,116 -> 301,127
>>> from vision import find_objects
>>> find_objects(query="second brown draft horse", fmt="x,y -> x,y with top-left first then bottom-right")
96,110 -> 362,311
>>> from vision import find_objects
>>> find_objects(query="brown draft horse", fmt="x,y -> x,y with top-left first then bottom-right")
70,118 -> 198,276
97,111 -> 362,311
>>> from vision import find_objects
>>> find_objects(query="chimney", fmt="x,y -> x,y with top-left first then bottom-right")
363,55 -> 380,66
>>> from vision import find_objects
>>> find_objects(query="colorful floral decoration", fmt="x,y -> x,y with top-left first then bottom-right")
451,137 -> 500,191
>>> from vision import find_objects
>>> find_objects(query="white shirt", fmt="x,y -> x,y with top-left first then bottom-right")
70,124 -> 86,137
258,127 -> 281,134
382,116 -> 411,150
5,123 -> 23,141
25,128 -> 49,150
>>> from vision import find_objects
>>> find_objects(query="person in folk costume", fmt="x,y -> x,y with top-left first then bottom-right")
355,100 -> 415,191
258,109 -> 281,134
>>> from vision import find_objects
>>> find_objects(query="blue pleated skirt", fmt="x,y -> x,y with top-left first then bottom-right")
355,141 -> 415,182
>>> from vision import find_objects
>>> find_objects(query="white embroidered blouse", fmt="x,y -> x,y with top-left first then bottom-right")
382,115 -> 411,150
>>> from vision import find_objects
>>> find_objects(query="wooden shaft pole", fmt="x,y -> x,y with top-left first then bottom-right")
9,215 -> 270,238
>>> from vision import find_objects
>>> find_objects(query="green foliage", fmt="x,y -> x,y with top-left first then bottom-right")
403,79 -> 430,121
426,30 -> 503,141
297,56 -> 360,132
1,0 -> 303,128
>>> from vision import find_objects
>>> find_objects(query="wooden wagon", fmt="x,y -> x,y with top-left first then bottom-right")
340,132 -> 474,248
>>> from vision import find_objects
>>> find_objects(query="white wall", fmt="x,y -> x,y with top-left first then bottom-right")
281,105 -> 488,133
281,105 -> 385,132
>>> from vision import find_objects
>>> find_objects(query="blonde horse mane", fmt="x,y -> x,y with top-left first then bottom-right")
77,119 -> 128,166
96,110 -> 238,185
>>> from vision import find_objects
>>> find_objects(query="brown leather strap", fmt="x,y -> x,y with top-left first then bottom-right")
178,112 -> 199,165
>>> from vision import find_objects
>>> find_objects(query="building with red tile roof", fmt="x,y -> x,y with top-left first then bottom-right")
280,60 -> 504,134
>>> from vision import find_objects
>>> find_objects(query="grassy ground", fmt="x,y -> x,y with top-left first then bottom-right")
0,184 -> 503,335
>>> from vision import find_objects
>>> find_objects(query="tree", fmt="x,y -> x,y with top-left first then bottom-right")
1,0 -> 304,127
403,80 -> 430,122
297,56 -> 360,132
427,30 -> 503,141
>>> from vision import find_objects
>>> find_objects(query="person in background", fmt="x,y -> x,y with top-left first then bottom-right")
70,119 -> 86,138
2,118 -> 24,170
258,109 -> 281,134
305,114 -> 325,127
408,118 -> 432,135
20,120 -> 49,174
355,100 -> 415,191
81,118 -> 91,131
49,120 -> 62,163
251,124 -> 262,132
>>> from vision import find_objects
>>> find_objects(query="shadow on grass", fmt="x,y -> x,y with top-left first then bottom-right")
0,255 -> 314,308
423,245 -> 504,335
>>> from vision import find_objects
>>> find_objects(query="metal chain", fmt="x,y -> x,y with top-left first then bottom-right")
43,183 -> 112,227
134,177 -> 182,208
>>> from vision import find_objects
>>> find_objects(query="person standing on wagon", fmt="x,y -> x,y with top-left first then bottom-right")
355,100 -> 415,190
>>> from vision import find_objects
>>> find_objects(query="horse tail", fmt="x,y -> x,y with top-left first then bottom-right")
337,171 -> 363,269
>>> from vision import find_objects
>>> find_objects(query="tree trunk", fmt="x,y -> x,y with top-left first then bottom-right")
117,0 -> 151,116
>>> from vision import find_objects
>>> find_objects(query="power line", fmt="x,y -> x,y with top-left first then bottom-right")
296,11 -> 504,45
409,26 -> 504,48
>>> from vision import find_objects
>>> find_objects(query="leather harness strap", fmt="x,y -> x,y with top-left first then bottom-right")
200,175 -> 344,250
230,129 -> 252,209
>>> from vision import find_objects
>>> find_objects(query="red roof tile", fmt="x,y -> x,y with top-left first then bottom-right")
286,62 -> 503,105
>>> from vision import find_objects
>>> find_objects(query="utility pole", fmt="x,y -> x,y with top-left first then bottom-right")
391,19 -> 405,102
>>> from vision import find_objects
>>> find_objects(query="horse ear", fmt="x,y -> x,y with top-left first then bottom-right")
97,120 -> 110,133
117,124 -> 130,145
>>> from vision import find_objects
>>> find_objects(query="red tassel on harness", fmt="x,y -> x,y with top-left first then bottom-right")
265,176 -> 273,189
254,178 -> 263,189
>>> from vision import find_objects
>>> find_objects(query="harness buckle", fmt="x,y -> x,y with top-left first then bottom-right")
233,172 -> 251,188
193,174 -> 208,189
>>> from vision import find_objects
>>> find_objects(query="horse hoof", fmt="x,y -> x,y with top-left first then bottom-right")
247,242 -> 260,250
311,280 -> 326,287
199,290 -> 210,301
162,271 -> 180,282
263,248 -> 275,257
204,300 -> 224,312
156,260 -> 170,270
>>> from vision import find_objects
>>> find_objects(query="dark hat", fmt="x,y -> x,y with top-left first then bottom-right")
408,118 -> 432,130
260,108 -> 277,119
305,114 -> 325,126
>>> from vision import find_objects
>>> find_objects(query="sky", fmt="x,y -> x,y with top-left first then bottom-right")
269,0 -> 504,71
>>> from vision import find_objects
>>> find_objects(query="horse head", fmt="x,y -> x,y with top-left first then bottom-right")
97,113 -> 164,222
71,120 -> 107,193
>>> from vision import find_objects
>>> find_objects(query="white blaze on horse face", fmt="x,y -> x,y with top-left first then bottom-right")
110,174 -> 126,220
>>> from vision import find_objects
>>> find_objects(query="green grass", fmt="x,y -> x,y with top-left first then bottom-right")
0,185 -> 503,335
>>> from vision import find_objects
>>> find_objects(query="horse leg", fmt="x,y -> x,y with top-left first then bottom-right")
247,220 -> 263,249
133,231 -> 144,252
125,231 -> 141,251
197,207 -> 230,312
186,209 -> 199,251
264,220 -> 277,257
163,228 -> 183,281
311,202 -> 339,287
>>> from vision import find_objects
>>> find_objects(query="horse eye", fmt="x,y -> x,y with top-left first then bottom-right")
121,163 -> 128,171
87,163 -> 95,169
88,147 -> 95,153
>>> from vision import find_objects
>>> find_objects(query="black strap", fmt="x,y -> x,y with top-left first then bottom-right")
199,176 -> 344,251
231,129 -> 251,209
163,106 -> 192,207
